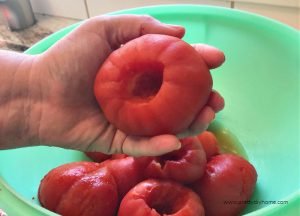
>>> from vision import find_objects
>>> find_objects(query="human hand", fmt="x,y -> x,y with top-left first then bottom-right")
32,15 -> 224,156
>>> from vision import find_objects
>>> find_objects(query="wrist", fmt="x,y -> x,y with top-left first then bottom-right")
0,51 -> 41,149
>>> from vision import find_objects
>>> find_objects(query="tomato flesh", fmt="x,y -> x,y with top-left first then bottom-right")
94,34 -> 212,136
118,179 -> 205,216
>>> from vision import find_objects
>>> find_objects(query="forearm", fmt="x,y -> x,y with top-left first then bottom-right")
0,50 -> 40,149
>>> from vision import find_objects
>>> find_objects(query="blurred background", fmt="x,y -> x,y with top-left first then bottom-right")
0,0 -> 299,52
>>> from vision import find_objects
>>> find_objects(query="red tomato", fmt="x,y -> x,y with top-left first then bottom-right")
94,34 -> 212,136
38,162 -> 118,216
197,131 -> 220,159
99,156 -> 149,198
118,179 -> 205,216
38,162 -> 101,211
56,167 -> 118,216
191,154 -> 257,216
142,137 -> 207,184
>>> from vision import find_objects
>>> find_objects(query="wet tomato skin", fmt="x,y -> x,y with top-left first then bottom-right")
56,167 -> 118,216
38,158 -> 149,216
38,162 -> 101,211
99,156 -> 149,198
191,154 -> 257,216
142,137 -> 207,184
118,179 -> 205,216
94,34 -> 212,136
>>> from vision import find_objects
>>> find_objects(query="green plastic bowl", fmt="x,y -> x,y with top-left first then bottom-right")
0,5 -> 299,216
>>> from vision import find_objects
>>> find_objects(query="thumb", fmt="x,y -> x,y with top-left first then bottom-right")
92,14 -> 185,49
191,44 -> 225,69
122,135 -> 182,157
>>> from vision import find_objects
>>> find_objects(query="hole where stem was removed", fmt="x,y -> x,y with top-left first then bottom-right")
127,62 -> 164,101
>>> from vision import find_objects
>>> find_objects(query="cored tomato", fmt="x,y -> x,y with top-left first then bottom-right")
142,137 -> 207,184
94,34 -> 212,136
118,179 -> 205,216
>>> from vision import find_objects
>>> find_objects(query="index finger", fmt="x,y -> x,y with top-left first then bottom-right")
95,15 -> 185,49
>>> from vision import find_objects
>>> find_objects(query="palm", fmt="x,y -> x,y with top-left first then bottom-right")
36,23 -> 116,151
35,15 -> 225,156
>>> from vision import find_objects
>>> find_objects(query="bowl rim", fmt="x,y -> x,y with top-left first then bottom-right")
1,4 -> 299,216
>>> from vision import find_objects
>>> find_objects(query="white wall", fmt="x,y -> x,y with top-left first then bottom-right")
85,0 -> 231,17
30,0 -> 89,19
29,0 -> 300,29
233,0 -> 299,29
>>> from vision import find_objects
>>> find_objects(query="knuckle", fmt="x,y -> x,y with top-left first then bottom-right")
141,15 -> 155,22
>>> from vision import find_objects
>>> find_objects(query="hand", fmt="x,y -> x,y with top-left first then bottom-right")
32,15 -> 225,156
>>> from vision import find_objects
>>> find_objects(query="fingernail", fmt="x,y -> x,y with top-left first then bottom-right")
166,24 -> 185,37
201,106 -> 215,124
203,123 -> 210,131
167,24 -> 183,28
175,141 -> 182,150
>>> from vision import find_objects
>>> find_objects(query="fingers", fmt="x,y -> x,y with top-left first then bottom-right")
121,135 -> 181,157
177,106 -> 215,139
207,90 -> 225,112
85,128 -> 180,157
87,90 -> 224,156
192,44 -> 225,69
177,90 -> 224,138
99,15 -> 185,48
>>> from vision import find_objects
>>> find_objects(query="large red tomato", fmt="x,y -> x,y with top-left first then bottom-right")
56,167 -> 118,216
94,34 -> 212,136
38,162 -> 118,216
118,179 -> 205,216
191,154 -> 257,216
38,162 -> 101,211
39,158 -> 150,216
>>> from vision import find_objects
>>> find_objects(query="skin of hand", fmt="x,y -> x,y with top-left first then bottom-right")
0,15 -> 225,156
